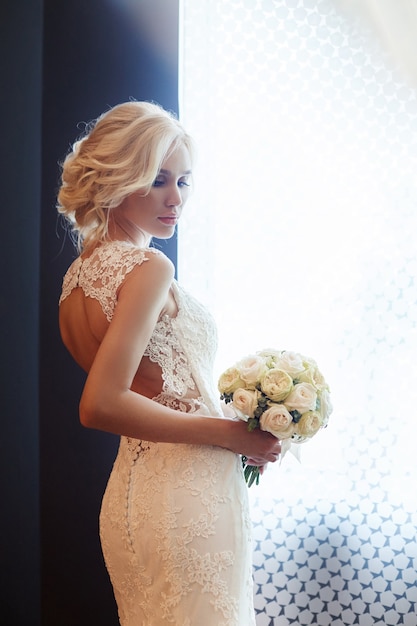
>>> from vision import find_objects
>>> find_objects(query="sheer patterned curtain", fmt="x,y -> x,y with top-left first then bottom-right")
335,0 -> 417,90
179,1 -> 417,624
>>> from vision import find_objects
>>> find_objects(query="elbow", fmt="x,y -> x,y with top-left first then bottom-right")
79,394 -> 96,429
79,390 -> 108,430
79,382 -> 128,433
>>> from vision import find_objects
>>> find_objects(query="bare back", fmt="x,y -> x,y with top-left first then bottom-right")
59,242 -> 178,399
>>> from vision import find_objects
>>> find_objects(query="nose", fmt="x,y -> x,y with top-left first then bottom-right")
166,183 -> 182,208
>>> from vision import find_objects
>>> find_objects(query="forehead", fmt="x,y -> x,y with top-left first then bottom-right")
161,144 -> 192,172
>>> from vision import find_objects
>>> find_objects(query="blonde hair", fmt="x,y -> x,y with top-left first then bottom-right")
57,101 -> 194,251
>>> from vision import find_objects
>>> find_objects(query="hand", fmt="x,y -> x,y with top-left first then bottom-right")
228,420 -> 281,466
244,460 -> 273,471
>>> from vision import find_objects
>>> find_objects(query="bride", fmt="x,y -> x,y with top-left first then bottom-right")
57,100 -> 281,625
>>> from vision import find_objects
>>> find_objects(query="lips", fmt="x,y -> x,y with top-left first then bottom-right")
158,215 -> 178,225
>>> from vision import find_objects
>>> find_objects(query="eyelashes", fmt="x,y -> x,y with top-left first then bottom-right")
152,177 -> 191,188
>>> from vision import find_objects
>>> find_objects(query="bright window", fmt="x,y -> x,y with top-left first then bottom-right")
179,0 -> 417,623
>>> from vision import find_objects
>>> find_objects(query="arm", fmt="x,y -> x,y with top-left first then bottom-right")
79,253 -> 281,462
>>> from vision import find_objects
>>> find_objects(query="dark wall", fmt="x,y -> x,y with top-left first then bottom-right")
1,1 -> 179,624
0,1 -> 43,624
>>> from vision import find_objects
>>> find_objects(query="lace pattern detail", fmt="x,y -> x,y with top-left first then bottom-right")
100,437 -> 253,625
144,314 -> 197,399
59,241 -> 161,322
152,392 -> 204,414
171,282 -> 222,417
125,437 -> 151,460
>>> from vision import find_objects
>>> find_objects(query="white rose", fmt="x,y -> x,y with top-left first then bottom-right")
273,350 -> 305,377
260,368 -> 293,402
284,382 -> 317,413
295,410 -> 323,437
218,366 -> 244,395
318,389 -> 332,424
237,355 -> 267,388
232,388 -> 261,419
256,348 -> 283,367
259,404 -> 294,439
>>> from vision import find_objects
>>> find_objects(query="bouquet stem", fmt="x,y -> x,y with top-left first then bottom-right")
242,457 -> 260,487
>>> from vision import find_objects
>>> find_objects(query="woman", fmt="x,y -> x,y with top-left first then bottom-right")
57,101 -> 281,626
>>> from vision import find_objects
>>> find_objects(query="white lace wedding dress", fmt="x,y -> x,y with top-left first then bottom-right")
60,241 -> 256,626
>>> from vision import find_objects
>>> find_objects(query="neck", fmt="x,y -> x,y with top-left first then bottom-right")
108,212 -> 150,248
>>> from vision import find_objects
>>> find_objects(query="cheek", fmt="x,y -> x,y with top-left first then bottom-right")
181,189 -> 191,204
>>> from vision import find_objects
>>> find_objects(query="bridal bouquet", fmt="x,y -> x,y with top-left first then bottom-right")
218,349 -> 332,486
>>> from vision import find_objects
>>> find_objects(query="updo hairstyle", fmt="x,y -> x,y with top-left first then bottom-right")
57,101 -> 194,252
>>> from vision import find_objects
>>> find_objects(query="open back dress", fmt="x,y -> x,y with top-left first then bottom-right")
59,240 -> 255,626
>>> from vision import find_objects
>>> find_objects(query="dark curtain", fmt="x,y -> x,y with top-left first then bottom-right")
1,1 -> 180,624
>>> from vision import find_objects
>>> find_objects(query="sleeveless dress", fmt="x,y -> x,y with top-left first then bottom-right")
59,241 -> 256,626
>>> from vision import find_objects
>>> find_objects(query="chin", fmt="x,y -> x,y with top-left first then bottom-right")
154,227 -> 176,240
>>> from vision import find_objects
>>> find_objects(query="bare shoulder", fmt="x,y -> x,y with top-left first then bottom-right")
144,248 -> 175,275
131,248 -> 175,285
118,248 -> 175,304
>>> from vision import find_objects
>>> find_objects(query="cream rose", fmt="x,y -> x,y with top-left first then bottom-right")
273,350 -> 305,377
284,382 -> 317,413
296,410 -> 323,437
232,388 -> 261,419
218,366 -> 244,395
298,360 -> 326,390
260,368 -> 293,402
259,404 -> 294,439
237,355 -> 267,388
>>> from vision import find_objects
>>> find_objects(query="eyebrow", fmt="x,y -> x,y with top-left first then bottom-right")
159,169 -> 192,176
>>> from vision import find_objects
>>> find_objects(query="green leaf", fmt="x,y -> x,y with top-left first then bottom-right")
247,418 -> 259,432
290,409 -> 302,423
258,395 -> 268,407
242,461 -> 260,487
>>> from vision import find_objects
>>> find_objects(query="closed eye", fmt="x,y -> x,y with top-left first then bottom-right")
153,177 -> 191,188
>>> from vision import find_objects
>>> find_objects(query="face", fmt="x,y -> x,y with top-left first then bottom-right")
114,144 -> 192,245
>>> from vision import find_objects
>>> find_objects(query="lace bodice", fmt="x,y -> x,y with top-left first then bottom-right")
59,240 -> 222,415
59,241 -> 156,321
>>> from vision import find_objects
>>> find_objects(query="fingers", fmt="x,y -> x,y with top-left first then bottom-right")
246,447 -> 281,466
264,437 -> 282,461
266,450 -> 281,463
257,436 -> 281,464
